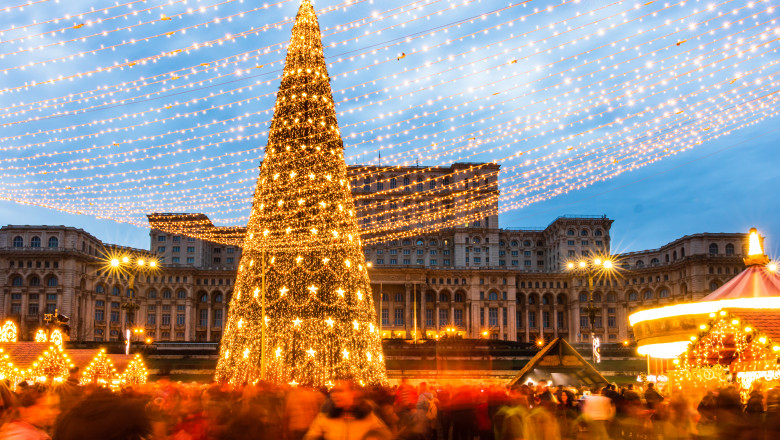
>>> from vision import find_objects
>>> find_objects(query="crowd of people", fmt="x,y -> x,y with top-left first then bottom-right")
0,372 -> 780,440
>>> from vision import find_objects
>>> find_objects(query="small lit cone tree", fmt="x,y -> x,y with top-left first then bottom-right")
215,0 -> 387,387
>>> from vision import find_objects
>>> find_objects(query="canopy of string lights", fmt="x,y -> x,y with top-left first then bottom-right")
2,0 -> 778,243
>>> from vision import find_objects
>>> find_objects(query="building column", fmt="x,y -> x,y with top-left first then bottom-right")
471,303 -> 479,338
185,299 -> 193,341
465,301 -> 471,336
524,309 -> 530,342
449,303 -> 455,329
508,303 -> 517,341
420,290 -> 426,335
553,305 -> 559,338
404,284 -> 414,339
572,305 -> 580,342
84,294 -> 94,341
207,306 -> 213,342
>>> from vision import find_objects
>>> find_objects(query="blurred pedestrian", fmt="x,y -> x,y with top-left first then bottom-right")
303,380 -> 390,440
53,392 -> 150,440
0,385 -> 60,440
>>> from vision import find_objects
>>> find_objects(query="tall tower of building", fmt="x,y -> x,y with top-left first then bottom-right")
215,0 -> 387,386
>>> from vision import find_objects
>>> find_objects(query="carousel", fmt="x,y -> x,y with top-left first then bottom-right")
629,228 -> 780,396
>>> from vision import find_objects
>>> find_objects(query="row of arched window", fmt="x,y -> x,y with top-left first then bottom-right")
566,229 -> 604,236
357,174 -> 491,192
520,293 -> 567,306
199,293 -> 225,303
380,292 -> 467,303
630,243 -> 735,267
9,275 -> 58,287
12,236 -> 58,248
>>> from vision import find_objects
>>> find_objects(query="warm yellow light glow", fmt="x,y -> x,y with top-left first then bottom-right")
769,263 -> 778,272
732,319 -> 740,325
748,228 -> 763,256
622,340 -> 629,346
122,256 -> 129,263
636,341 -> 690,358
149,261 -> 157,268
603,260 -> 613,269
137,259 -> 145,266
759,337 -> 767,344
700,324 -> 708,330
579,261 -> 587,268
567,262 -> 575,269
629,297 -> 780,327
672,359 -> 680,365
111,259 -> 120,267
593,258 -> 602,266
744,326 -> 752,333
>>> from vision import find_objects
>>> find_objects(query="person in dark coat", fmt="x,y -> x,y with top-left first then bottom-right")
643,383 -> 664,410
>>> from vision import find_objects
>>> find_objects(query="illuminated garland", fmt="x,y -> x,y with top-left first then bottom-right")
1,0 -> 779,238
121,354 -> 148,385
80,349 -> 118,386
675,310 -> 780,397
32,345 -> 73,384
215,0 -> 387,387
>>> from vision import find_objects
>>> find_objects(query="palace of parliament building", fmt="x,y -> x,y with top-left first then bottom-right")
0,163 -> 747,345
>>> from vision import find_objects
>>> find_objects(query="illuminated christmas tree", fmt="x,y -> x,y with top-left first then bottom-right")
215,0 -> 387,387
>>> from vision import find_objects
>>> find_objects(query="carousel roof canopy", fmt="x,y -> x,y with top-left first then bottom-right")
508,337 -> 607,387
629,228 -> 779,359
701,264 -> 780,301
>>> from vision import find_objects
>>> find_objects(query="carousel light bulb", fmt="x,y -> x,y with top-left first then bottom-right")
748,228 -> 763,256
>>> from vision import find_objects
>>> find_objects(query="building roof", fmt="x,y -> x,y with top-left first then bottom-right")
702,265 -> 780,301
724,309 -> 780,342
0,343 -> 136,371
508,337 -> 608,387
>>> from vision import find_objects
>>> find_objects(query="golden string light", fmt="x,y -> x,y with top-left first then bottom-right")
215,0 -> 386,386
0,0 -> 777,241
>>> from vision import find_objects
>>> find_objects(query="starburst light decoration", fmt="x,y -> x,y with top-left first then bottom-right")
215,0 -> 386,387
34,329 -> 48,343
0,322 -> 18,343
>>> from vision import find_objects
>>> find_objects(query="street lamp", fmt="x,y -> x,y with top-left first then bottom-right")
566,255 -> 616,363
100,248 -> 160,352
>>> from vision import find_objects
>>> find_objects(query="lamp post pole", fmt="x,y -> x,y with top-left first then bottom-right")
567,258 -> 613,364
103,250 -> 159,350
586,270 -> 597,363
261,250 -> 266,381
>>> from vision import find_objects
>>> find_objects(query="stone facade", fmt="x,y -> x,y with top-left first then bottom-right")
0,163 -> 747,343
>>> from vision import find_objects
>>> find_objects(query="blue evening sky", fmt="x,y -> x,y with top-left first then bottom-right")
0,0 -> 778,256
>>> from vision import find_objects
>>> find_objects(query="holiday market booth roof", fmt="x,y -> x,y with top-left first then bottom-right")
629,228 -> 780,359
0,340 -> 146,387
0,342 -> 136,371
508,338 -> 607,388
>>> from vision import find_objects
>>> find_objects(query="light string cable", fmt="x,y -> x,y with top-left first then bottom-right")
3,12 -> 772,203
0,0 -> 438,119
0,0 -> 202,51
3,0 -> 776,227
1,9 -> 772,227
0,0 -> 718,175
0,0 -> 637,178
0,0 -> 473,110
